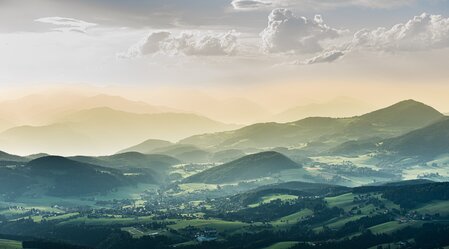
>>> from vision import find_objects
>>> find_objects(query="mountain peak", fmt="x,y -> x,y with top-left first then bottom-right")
359,99 -> 443,127
390,99 -> 428,107
378,99 -> 438,111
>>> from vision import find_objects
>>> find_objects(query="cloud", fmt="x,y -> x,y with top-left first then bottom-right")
34,17 -> 97,33
301,50 -> 346,64
351,13 -> 449,52
304,12 -> 449,64
231,0 -> 414,10
231,0 -> 272,10
260,9 -> 343,54
124,31 -> 238,57
140,32 -> 172,55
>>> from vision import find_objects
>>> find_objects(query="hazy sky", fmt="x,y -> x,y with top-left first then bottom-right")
1,0 -> 449,110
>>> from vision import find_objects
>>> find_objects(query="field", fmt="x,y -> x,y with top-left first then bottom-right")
121,227 -> 170,238
248,194 -> 298,208
263,241 -> 298,249
167,218 -> 247,232
325,193 -> 355,211
177,183 -> 219,194
368,220 -> 424,235
414,200 -> 449,216
58,215 -> 155,226
0,239 -> 22,249
325,215 -> 366,229
271,209 -> 313,227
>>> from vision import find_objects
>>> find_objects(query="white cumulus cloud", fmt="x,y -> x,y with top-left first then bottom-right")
124,31 -> 238,57
351,13 -> 449,52
260,8 -> 343,54
301,12 -> 449,64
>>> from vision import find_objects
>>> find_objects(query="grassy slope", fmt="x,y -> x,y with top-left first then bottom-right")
414,200 -> 449,216
0,239 -> 22,249
263,241 -> 298,249
271,209 -> 314,227
185,151 -> 301,184
248,194 -> 298,208
167,219 -> 247,232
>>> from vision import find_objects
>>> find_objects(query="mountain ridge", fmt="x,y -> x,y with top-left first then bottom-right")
180,100 -> 444,151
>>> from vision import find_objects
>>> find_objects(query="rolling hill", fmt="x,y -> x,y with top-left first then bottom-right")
149,144 -> 212,163
327,137 -> 382,156
230,181 -> 351,206
181,100 -> 444,151
119,142 -> 246,163
0,107 -> 238,155
211,149 -> 246,163
357,99 -> 443,129
117,139 -> 174,154
381,117 -> 449,160
185,151 -> 301,184
70,152 -> 180,173
0,150 -> 28,162
27,156 -> 127,196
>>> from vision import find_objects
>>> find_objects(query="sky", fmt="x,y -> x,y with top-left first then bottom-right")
1,0 -> 449,112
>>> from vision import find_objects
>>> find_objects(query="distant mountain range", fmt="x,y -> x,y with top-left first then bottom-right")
0,107 -> 238,155
274,97 -> 373,123
0,92 -> 179,127
181,100 -> 444,151
1,98 -> 448,163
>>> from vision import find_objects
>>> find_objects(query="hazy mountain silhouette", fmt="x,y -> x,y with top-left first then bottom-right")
118,139 -> 174,154
274,97 -> 373,122
0,92 -> 178,126
0,150 -> 28,162
0,107 -> 238,155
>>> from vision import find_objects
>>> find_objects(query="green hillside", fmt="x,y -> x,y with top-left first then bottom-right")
382,118 -> 449,160
181,100 -> 443,151
359,100 -> 443,128
70,152 -> 180,173
231,181 -> 350,206
185,151 -> 301,184
27,156 -> 126,196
